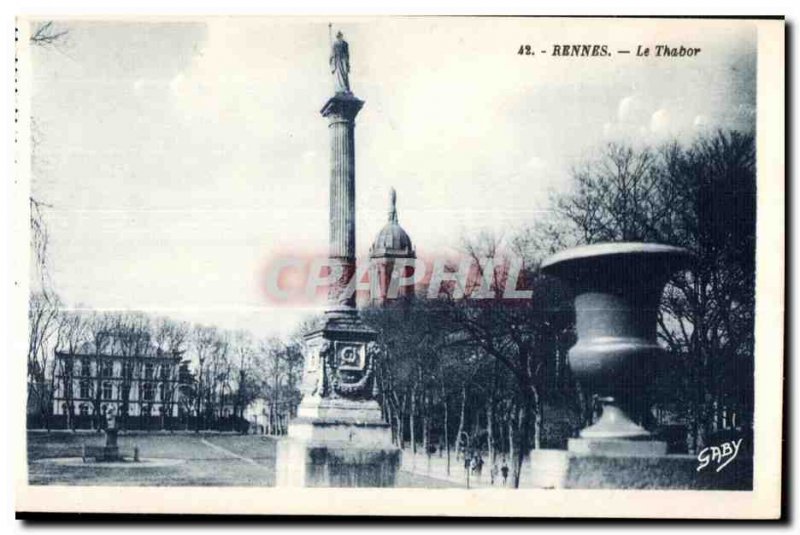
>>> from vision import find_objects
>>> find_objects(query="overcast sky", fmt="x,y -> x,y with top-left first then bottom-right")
29,17 -> 756,338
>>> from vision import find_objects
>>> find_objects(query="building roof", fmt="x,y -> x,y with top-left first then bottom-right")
56,339 -> 182,360
370,187 -> 415,258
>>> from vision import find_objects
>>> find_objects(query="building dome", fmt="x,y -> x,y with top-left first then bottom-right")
370,188 -> 415,258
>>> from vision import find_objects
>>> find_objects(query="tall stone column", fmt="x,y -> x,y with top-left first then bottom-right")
276,33 -> 399,488
322,94 -> 363,312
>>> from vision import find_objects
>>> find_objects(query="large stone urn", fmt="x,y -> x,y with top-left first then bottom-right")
541,242 -> 692,446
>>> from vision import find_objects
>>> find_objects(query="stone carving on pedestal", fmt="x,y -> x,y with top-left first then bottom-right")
309,340 -> 379,400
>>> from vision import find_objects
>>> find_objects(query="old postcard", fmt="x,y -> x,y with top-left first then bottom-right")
13,16 -> 784,518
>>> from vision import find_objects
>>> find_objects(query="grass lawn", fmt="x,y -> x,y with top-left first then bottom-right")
26,431 -> 459,488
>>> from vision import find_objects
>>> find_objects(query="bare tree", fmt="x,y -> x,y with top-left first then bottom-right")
548,131 -> 756,451
27,292 -> 61,429
192,325 -> 218,431
29,20 -> 69,287
53,309 -> 90,430
153,317 -> 189,429
29,21 -> 69,46
231,331 -> 256,428
86,312 -> 112,430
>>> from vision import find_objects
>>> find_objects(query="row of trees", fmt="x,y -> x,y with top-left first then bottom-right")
27,297 -> 304,433
361,129 -> 756,486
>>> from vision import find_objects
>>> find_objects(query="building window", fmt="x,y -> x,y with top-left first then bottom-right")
123,361 -> 134,378
79,380 -> 92,399
143,383 -> 154,401
79,404 -> 89,416
101,361 -> 113,378
158,383 -> 165,401
78,359 -> 89,377
102,382 -> 113,400
144,362 -> 154,380
160,364 -> 170,380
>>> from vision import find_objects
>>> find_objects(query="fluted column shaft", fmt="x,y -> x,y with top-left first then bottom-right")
329,117 -> 355,260
321,95 -> 364,311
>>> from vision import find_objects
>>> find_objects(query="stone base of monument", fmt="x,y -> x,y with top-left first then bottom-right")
277,397 -> 400,487
82,445 -> 123,462
277,423 -> 399,487
275,438 -> 400,488
82,429 -> 124,462
529,440 -> 752,490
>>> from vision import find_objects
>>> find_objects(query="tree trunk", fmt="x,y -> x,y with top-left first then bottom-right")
454,385 -> 466,459
442,382 -> 450,476
396,412 -> 404,449
509,404 -> 526,488
410,389 -> 417,454
507,412 -> 515,479
487,401 -> 495,484
531,386 -> 542,450
422,392 -> 430,457
384,397 -> 394,442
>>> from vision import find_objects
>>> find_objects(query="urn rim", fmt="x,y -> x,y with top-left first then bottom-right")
541,241 -> 693,274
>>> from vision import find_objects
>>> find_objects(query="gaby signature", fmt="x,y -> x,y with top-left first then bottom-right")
696,438 -> 744,473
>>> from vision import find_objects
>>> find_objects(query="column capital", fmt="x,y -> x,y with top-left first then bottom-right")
320,93 -> 364,121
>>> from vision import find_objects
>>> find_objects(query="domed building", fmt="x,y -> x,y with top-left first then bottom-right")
369,188 -> 416,305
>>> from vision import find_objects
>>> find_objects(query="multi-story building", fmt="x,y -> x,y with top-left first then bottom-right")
52,341 -> 183,425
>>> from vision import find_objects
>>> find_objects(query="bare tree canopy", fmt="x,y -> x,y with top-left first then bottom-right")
30,21 -> 69,46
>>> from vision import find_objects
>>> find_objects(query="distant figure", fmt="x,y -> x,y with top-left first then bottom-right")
330,30 -> 351,94
501,462 -> 509,485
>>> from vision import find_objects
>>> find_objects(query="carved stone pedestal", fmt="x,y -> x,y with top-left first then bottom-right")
276,315 -> 400,487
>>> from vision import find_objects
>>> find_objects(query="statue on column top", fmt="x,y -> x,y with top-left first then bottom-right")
329,30 -> 351,94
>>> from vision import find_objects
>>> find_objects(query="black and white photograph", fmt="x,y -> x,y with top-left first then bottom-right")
12,15 -> 784,518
